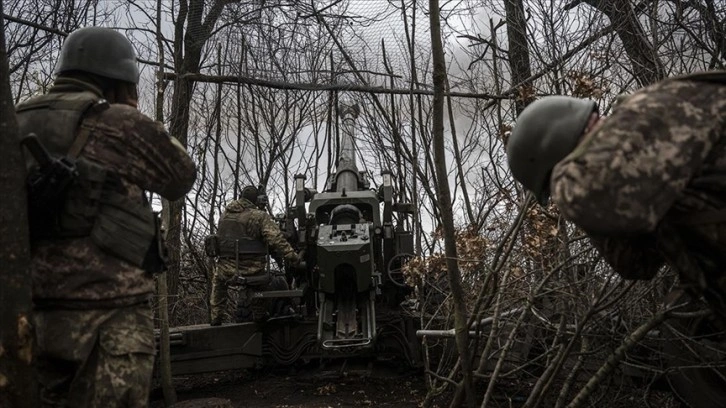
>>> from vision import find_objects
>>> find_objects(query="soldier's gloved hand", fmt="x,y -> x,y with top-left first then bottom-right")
292,250 -> 305,269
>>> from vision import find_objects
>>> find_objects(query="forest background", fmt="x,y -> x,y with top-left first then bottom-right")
1,0 -> 725,407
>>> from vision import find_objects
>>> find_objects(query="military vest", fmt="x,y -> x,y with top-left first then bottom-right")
216,211 -> 267,258
16,90 -> 157,269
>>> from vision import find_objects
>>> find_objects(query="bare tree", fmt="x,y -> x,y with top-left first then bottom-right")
165,0 -> 242,304
564,0 -> 665,85
505,0 -> 533,112
4,1 -> 725,405
429,1 -> 475,406
0,1 -> 35,405
4,0 -> 116,101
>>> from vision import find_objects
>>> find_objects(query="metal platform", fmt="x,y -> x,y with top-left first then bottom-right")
157,323 -> 263,375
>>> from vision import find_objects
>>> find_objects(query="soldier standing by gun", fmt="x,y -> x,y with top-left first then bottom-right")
17,27 -> 197,407
506,71 -> 726,325
208,185 -> 301,325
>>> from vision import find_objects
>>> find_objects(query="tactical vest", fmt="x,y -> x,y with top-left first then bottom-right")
216,212 -> 267,258
16,90 -> 157,269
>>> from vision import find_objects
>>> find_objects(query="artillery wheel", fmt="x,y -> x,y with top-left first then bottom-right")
387,253 -> 414,288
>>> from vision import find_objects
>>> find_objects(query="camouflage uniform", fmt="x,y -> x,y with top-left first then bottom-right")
33,306 -> 154,407
551,73 -> 726,319
210,198 -> 299,323
18,77 -> 196,407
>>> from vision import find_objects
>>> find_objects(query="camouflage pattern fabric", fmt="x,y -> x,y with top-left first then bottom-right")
19,77 -> 197,306
17,76 -> 196,407
550,74 -> 726,318
210,198 -> 298,323
33,303 -> 155,407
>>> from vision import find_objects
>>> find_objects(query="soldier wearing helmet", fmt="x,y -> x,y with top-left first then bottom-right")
17,27 -> 197,406
507,71 -> 726,324
209,185 -> 301,326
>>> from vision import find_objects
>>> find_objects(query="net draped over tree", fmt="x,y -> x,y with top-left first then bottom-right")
3,0 -> 725,406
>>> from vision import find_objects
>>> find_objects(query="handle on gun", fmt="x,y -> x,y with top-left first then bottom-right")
20,133 -> 53,168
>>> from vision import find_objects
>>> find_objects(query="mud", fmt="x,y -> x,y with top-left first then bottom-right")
151,366 -> 428,408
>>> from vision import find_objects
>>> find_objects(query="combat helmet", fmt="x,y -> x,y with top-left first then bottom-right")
242,186 -> 259,204
54,26 -> 140,84
506,95 -> 597,204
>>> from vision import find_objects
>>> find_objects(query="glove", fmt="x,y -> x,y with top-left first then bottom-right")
291,250 -> 305,268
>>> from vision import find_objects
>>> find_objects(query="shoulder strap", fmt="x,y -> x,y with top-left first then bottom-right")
67,117 -> 98,159
66,97 -> 109,159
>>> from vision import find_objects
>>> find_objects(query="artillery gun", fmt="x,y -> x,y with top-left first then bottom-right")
159,104 -> 421,375
155,106 -> 725,408
284,103 -> 416,351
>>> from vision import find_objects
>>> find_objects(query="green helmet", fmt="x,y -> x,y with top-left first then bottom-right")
506,96 -> 597,204
242,185 -> 259,204
54,27 -> 140,84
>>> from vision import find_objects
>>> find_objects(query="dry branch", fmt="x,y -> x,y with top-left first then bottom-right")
565,307 -> 674,408
3,13 -> 164,69
161,72 -> 500,99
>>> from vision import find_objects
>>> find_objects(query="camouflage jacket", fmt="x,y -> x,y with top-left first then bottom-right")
216,198 -> 298,275
551,72 -> 726,314
18,78 -> 197,307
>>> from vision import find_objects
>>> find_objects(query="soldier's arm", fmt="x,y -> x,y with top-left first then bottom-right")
259,214 -> 298,264
90,105 -> 197,200
588,234 -> 665,280
157,136 -> 197,200
551,80 -> 725,235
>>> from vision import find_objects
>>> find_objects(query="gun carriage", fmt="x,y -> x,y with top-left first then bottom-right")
161,105 -> 421,374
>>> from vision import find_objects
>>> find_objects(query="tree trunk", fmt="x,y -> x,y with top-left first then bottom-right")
166,0 -> 238,311
155,0 -> 177,402
505,0 -> 533,113
429,1 -> 475,407
0,1 -> 36,405
566,0 -> 665,86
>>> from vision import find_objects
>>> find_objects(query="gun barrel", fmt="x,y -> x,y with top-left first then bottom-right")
336,104 -> 360,192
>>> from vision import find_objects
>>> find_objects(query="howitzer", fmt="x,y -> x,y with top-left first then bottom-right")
282,103 -> 417,351
157,103 -> 422,377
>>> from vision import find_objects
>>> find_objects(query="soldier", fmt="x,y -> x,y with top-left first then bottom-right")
17,27 -> 197,407
506,71 -> 726,323
209,185 -> 300,326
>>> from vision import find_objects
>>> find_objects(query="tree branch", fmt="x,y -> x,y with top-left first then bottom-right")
3,13 -> 170,70
161,71 -> 501,99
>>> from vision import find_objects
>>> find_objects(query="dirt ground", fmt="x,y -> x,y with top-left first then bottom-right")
151,366 -> 429,408
149,365 -> 681,408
